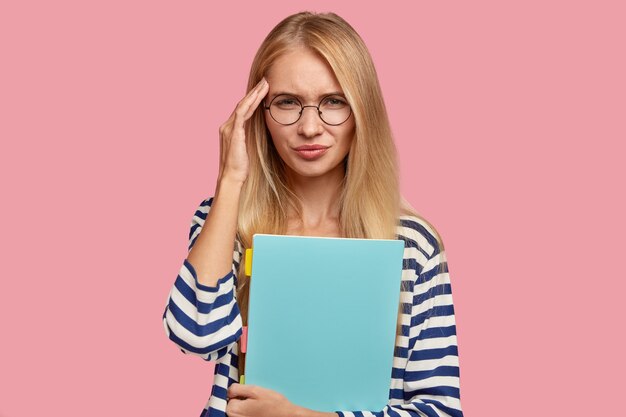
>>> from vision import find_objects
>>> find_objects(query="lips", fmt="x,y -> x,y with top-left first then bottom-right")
293,144 -> 329,160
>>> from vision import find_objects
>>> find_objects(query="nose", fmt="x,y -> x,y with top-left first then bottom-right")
297,106 -> 324,138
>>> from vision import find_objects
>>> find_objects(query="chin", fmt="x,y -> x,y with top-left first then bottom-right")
284,160 -> 346,180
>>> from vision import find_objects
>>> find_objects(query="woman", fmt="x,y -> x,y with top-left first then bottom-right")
163,12 -> 463,417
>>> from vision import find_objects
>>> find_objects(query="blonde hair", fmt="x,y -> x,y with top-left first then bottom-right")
235,11 -> 402,372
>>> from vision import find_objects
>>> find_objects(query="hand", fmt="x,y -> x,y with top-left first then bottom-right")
217,78 -> 269,185
226,383 -> 298,417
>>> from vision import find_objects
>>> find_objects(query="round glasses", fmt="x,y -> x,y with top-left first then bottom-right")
264,94 -> 352,126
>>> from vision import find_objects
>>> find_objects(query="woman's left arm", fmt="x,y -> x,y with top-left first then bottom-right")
336,242 -> 464,417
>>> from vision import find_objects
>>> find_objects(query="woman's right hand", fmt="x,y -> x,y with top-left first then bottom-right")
217,78 -> 269,185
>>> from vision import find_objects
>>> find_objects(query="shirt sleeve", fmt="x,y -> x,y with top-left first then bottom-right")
336,224 -> 463,417
162,197 -> 244,362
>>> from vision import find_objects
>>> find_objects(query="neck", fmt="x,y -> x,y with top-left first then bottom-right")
285,166 -> 345,234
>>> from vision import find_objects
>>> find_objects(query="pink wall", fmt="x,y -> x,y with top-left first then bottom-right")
1,1 -> 624,416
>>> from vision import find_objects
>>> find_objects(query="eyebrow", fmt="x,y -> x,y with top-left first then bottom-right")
270,91 -> 346,101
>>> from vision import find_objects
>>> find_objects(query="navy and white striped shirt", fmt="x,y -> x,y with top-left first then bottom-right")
163,198 -> 463,417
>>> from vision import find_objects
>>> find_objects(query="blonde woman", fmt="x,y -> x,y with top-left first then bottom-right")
163,12 -> 463,417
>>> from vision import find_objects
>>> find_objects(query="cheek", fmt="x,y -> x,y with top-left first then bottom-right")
339,126 -> 356,152
267,129 -> 284,152
266,127 -> 291,164
266,124 -> 295,154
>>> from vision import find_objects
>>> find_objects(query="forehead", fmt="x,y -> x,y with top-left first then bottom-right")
265,48 -> 344,99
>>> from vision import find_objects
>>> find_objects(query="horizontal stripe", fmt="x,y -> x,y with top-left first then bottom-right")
405,386 -> 461,401
401,246 -> 429,270
403,376 -> 461,393
397,402 -> 440,417
211,385 -> 227,402
412,304 -> 456,328
205,406 -> 225,417
409,335 -> 458,356
422,399 -> 463,417
164,310 -> 241,351
397,226 -> 434,257
405,365 -> 460,381
399,218 -> 440,256
165,316 -> 241,355
416,325 -> 457,341
416,264 -> 449,287
402,258 -> 422,274
413,284 -> 453,307
399,279 -> 414,293
173,271 -> 235,312
385,405 -> 414,417
409,316 -> 458,341
394,345 -> 409,358
410,395 -> 462,412
410,345 -> 459,362
405,355 -> 461,373
167,298 -> 240,337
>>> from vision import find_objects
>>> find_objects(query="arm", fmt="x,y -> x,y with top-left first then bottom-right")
162,197 -> 244,361
162,78 -> 269,361
337,219 -> 463,417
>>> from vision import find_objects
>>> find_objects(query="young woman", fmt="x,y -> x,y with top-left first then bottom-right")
163,12 -> 463,417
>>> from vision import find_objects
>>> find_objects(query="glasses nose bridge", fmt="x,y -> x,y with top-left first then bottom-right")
299,104 -> 321,117
297,104 -> 323,125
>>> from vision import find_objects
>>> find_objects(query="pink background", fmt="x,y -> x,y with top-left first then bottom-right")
1,1 -> 624,416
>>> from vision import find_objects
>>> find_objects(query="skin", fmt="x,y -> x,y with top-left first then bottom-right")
227,384 -> 336,417
188,47 -> 351,416
265,49 -> 354,185
185,78 -> 270,286
265,48 -> 355,237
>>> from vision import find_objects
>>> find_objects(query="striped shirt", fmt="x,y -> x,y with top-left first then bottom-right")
163,198 -> 463,417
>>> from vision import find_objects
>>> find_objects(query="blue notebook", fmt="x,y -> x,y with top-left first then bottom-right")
244,234 -> 405,412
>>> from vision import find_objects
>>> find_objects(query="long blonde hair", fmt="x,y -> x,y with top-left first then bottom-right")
235,11 -> 402,372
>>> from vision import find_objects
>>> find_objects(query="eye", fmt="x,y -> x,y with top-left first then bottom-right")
321,96 -> 348,108
273,95 -> 300,109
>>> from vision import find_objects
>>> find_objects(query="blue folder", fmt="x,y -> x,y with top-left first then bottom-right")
244,234 -> 405,412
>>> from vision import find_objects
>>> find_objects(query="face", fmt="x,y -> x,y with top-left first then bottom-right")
264,48 -> 355,182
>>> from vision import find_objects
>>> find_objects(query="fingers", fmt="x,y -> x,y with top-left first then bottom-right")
234,78 -> 269,128
243,79 -> 269,120
215,78 -> 268,183
219,78 -> 268,138
243,78 -> 269,111
227,383 -> 257,400
226,398 -> 244,417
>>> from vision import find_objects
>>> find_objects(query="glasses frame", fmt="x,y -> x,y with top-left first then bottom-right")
263,94 -> 352,126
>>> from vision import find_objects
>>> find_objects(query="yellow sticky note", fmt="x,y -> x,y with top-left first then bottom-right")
245,248 -> 253,276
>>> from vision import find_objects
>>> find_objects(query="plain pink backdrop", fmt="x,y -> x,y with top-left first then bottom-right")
1,1 -> 624,416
